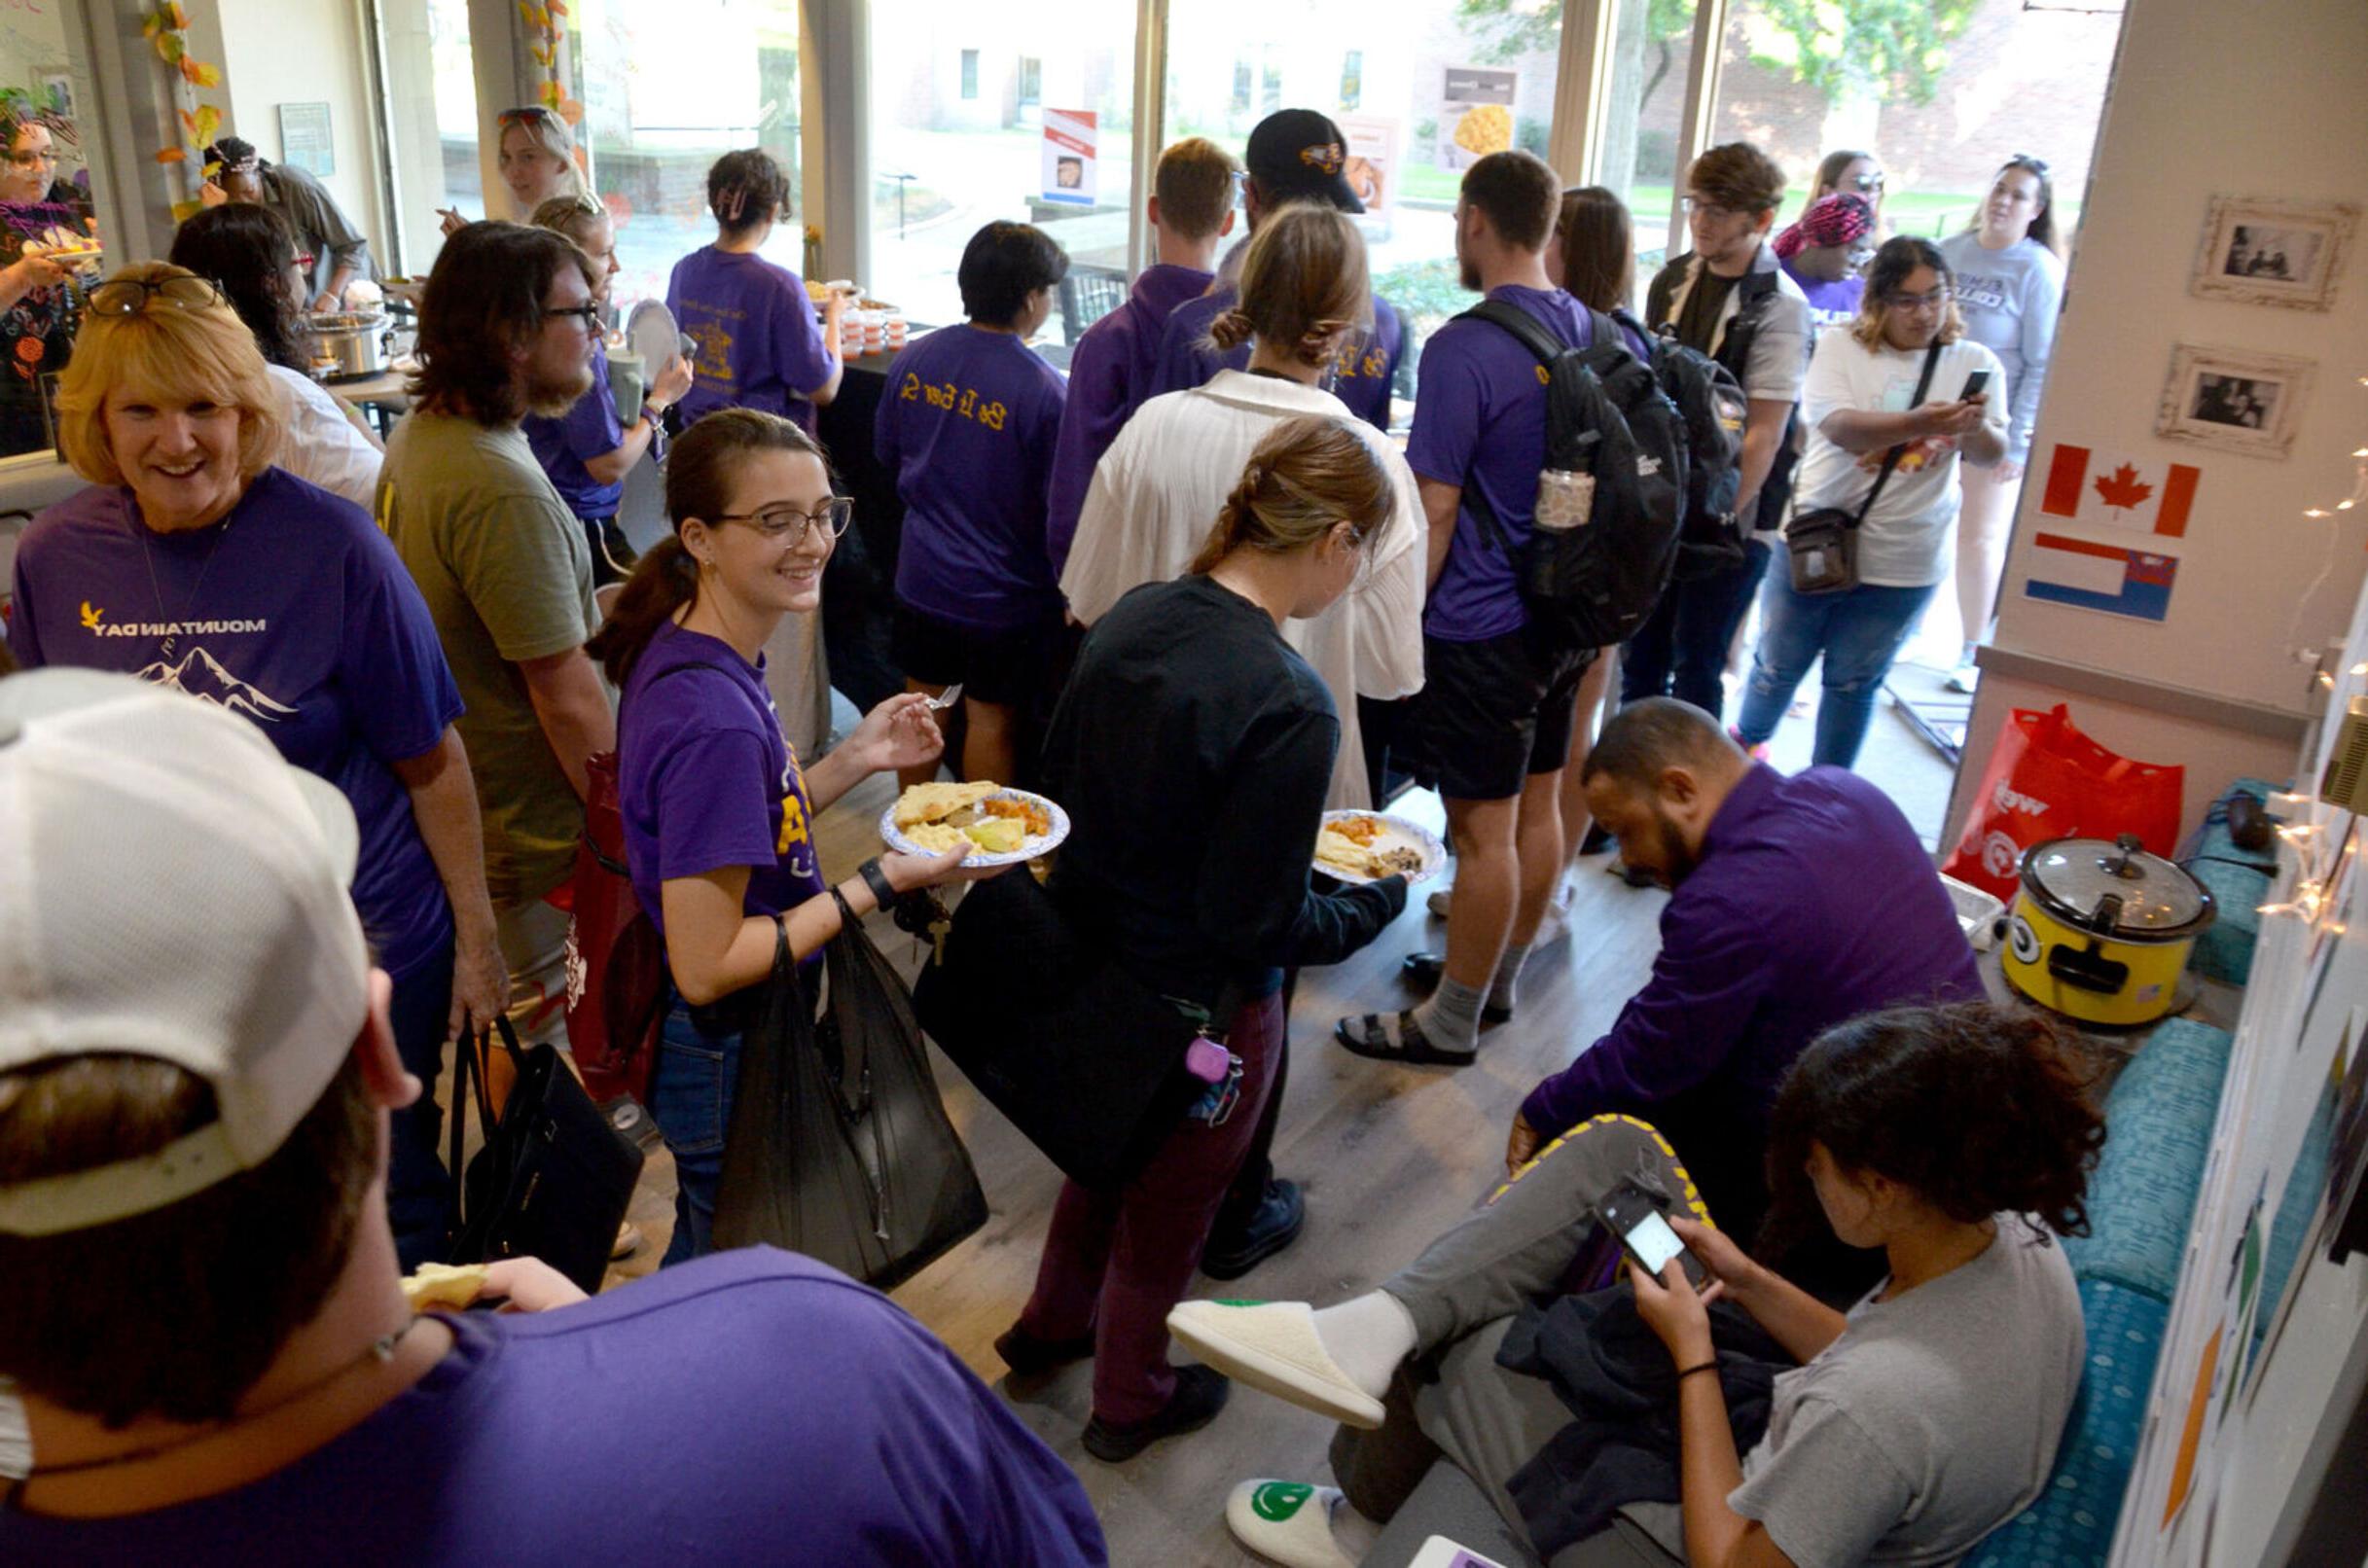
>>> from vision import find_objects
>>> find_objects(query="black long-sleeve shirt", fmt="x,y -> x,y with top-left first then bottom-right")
1043,575 -> 1403,1005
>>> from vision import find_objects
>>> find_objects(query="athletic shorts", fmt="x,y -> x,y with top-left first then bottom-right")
890,601 -> 1057,707
1408,628 -> 1594,802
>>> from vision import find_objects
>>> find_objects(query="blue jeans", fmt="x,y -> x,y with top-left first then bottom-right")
386,930 -> 457,1271
648,995 -> 744,1267
1736,572 -> 1938,768
1619,540 -> 1772,722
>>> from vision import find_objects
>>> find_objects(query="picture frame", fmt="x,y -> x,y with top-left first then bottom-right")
2154,343 -> 2314,460
2190,196 -> 2358,311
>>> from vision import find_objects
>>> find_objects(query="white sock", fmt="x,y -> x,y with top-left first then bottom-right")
1330,1495 -> 1382,1560
1311,1290 -> 1417,1401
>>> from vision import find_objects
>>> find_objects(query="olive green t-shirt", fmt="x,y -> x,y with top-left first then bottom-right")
378,410 -> 601,908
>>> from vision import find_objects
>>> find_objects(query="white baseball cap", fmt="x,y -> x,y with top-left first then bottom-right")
0,669 -> 370,1235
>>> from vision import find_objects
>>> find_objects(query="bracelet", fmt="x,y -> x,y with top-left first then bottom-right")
857,855 -> 899,911
1676,1360 -> 1719,1383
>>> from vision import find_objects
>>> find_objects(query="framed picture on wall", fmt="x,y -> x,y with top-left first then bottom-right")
2155,343 -> 2314,460
2190,196 -> 2358,311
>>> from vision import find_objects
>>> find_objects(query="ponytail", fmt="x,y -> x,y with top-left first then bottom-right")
1186,414 -> 1392,575
1201,203 -> 1370,367
586,536 -> 700,687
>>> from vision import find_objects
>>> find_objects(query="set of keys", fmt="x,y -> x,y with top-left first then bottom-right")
889,887 -> 954,963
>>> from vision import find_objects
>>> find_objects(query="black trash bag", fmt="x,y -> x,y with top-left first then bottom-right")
712,919 -> 987,1290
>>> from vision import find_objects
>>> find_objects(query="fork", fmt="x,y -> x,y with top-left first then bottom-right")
923,684 -> 964,712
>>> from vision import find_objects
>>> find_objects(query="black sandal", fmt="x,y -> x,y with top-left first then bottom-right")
1333,1010 -> 1477,1066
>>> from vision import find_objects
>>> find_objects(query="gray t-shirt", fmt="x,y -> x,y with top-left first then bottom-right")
1630,1217 -> 2083,1568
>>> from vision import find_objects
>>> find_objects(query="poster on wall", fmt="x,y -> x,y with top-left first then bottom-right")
2023,533 -> 2179,622
1438,66 -> 1516,172
1336,115 -> 1400,230
2037,445 -> 2201,538
277,102 -> 334,179
1041,109 -> 1096,208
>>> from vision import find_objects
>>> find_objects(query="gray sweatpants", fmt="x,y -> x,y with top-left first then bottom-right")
1329,1116 -> 1706,1568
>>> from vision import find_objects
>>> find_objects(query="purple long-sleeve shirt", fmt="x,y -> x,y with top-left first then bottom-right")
1522,765 -> 1982,1231
1045,263 -> 1211,573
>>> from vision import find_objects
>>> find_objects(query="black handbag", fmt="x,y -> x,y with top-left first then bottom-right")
913,869 -> 1231,1192
448,1016 -> 647,1296
712,919 -> 988,1290
1785,339 -> 1942,595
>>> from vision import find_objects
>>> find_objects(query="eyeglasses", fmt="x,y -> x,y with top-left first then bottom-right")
543,303 -> 604,335
85,275 -> 225,316
1848,172 -> 1885,193
292,252 -> 316,271
712,499 -> 854,548
5,149 -> 56,170
1885,286 -> 1953,312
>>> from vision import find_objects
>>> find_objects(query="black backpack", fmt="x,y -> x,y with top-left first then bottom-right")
1617,305 -> 1750,582
1453,300 -> 1686,652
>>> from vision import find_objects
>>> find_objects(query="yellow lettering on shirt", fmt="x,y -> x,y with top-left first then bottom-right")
900,371 -> 921,402
903,375 -> 1017,434
776,788 -> 808,855
978,399 -> 1007,431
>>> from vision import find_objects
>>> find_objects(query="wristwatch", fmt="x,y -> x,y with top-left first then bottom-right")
857,855 -> 900,911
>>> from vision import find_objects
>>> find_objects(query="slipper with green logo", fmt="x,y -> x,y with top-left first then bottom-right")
1225,1479 -> 1355,1568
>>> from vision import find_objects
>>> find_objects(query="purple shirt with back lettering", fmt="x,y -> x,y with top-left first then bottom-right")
666,246 -> 835,430
1405,283 -> 1596,642
618,621 -> 825,938
1045,262 -> 1211,572
8,467 -> 462,979
875,323 -> 1067,629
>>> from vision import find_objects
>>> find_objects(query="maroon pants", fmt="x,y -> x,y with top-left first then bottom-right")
1018,990 -> 1285,1425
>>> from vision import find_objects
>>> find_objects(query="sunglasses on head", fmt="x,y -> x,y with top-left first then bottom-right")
498,106 -> 560,128
2008,153 -> 2051,175
85,275 -> 225,316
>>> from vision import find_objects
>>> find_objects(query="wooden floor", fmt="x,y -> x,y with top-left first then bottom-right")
598,765 -> 1671,1566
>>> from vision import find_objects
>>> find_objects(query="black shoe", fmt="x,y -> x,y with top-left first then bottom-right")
1398,952 -> 1512,1024
994,1324 -> 1096,1376
1081,1365 -> 1232,1462
1201,1179 -> 1306,1281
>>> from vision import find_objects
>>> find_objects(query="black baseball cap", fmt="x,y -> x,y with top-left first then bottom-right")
1244,109 -> 1364,214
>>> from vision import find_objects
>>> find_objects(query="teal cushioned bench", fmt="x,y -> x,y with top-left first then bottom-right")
2061,1017 -> 2234,1301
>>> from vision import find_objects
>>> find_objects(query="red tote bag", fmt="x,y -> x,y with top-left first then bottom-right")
562,750 -> 667,1106
1943,703 -> 2185,902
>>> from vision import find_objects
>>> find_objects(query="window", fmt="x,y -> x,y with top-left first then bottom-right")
579,0 -> 806,310
1163,4 -> 1564,377
869,1 -> 1136,339
371,0 -> 481,275
961,50 -> 980,101
1591,0 -> 1705,283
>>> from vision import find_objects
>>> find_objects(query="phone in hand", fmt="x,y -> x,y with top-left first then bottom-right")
1958,368 -> 1991,403
1596,1178 -> 1711,1292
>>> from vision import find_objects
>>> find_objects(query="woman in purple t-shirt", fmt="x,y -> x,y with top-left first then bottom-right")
588,409 -> 988,1265
664,150 -> 844,432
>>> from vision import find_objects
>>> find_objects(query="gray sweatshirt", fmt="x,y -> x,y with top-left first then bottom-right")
1939,232 -> 2064,465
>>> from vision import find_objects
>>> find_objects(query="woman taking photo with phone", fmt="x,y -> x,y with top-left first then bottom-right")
589,409 -> 979,1265
1940,156 -> 2064,691
1174,999 -> 2099,1568
1004,415 -> 1409,1463
1735,236 -> 2004,770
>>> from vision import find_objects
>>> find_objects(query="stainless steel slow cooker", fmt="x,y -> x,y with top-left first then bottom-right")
311,310 -> 392,380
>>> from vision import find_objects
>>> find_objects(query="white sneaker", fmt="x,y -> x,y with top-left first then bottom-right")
1425,886 -> 1453,919
1946,661 -> 1980,694
1226,1480 -> 1356,1568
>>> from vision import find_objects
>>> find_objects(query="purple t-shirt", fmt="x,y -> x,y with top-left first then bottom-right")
1782,260 -> 1865,332
1406,283 -> 1596,643
1045,262 -> 1211,572
8,468 -> 462,979
666,247 -> 834,430
522,339 -> 628,517
1150,282 -> 1404,433
875,323 -> 1067,629
618,621 -> 824,938
0,1249 -> 1109,1567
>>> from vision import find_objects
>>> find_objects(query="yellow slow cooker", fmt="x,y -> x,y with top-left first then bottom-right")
2002,834 -> 2215,1026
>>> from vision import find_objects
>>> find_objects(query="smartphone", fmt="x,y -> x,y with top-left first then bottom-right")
1959,368 -> 1991,403
1596,1178 -> 1710,1291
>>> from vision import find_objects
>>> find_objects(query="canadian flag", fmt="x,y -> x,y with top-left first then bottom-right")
2037,445 -> 2200,538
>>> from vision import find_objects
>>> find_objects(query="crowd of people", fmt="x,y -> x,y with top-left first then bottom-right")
0,101 -> 2094,1568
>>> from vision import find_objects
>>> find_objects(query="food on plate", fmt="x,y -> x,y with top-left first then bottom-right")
1330,814 -> 1385,846
893,779 -> 999,827
1316,816 -> 1430,879
1315,826 -> 1378,877
982,796 -> 1052,836
1453,104 -> 1513,159
400,1261 -> 489,1310
1372,845 -> 1426,876
963,817 -> 1026,855
904,822 -> 972,855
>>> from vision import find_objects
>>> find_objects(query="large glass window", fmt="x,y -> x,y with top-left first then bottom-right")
1163,0 -> 1562,374
374,0 -> 478,274
578,0 -> 804,313
1590,0 -> 1704,283
867,0 -> 1137,342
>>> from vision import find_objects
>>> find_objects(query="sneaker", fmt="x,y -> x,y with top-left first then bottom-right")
1080,1365 -> 1231,1462
1201,1179 -> 1308,1281
609,1221 -> 643,1262
993,1324 -> 1096,1376
1424,885 -> 1453,919
1946,661 -> 1980,694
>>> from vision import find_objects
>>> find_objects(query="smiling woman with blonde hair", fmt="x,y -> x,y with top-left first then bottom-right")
6,261 -> 503,1273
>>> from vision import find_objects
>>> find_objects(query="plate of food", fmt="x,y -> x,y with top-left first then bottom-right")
1313,810 -> 1446,885
879,779 -> 1069,868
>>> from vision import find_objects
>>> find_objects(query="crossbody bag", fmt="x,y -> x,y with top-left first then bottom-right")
1784,339 -> 1943,595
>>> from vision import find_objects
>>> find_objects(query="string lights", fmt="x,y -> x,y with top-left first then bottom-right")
2290,375 -> 2368,688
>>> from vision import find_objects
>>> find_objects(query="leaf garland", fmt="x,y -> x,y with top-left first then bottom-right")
147,0 -> 224,220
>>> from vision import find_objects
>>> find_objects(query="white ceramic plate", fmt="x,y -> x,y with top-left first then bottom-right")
1314,810 -> 1448,885
878,787 -> 1070,869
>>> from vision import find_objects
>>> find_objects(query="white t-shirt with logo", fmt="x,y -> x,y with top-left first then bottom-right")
1795,331 -> 2007,588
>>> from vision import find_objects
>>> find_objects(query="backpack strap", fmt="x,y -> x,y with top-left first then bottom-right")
1448,300 -> 1587,558
1847,339 -> 1946,529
